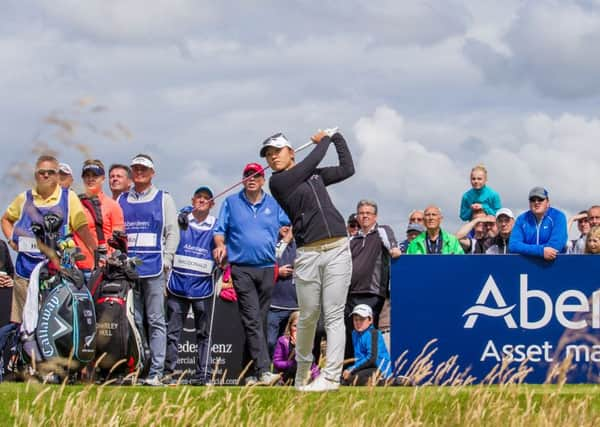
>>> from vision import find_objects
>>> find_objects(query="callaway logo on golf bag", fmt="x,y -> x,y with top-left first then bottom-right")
88,231 -> 145,374
21,213 -> 97,367
36,275 -> 96,362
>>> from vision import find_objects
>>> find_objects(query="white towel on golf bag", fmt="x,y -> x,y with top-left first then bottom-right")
21,260 -> 47,335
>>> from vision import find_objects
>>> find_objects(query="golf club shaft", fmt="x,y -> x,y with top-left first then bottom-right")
204,268 -> 220,383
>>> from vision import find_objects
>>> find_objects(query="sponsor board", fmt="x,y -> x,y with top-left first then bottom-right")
176,298 -> 244,384
391,255 -> 600,383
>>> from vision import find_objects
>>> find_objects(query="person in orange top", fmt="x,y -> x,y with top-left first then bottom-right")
74,159 -> 125,276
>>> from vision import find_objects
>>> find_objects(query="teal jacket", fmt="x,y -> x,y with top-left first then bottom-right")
459,185 -> 501,221
406,230 -> 464,255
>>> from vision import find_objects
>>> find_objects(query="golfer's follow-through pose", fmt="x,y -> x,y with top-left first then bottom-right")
261,129 -> 354,391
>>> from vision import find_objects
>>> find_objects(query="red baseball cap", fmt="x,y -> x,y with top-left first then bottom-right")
243,162 -> 265,177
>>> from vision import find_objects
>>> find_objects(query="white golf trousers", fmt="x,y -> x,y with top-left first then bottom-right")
293,239 -> 352,384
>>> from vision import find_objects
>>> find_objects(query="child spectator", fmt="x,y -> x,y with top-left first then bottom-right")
272,311 -> 319,385
585,226 -> 600,254
342,304 -> 392,386
459,165 -> 501,221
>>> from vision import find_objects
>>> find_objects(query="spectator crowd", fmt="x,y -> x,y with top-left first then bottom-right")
0,146 -> 595,390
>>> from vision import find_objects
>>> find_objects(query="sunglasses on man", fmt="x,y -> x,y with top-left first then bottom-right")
36,169 -> 58,176
529,197 -> 546,203
243,170 -> 264,179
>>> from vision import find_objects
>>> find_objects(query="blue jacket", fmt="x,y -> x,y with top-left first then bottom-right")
508,207 -> 567,257
271,240 -> 298,310
348,325 -> 392,378
459,185 -> 501,221
214,190 -> 290,267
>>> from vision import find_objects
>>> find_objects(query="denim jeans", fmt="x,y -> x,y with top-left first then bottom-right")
134,273 -> 167,378
267,309 -> 293,357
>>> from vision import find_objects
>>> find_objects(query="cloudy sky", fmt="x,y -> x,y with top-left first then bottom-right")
2,0 -> 599,237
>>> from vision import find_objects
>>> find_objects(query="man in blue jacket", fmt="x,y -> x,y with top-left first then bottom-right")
508,187 -> 567,261
213,163 -> 290,385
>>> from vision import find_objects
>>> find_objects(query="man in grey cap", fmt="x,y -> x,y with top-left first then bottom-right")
508,187 -> 567,260
118,153 -> 180,385
399,222 -> 425,253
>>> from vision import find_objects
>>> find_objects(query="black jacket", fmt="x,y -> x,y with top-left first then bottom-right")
350,224 -> 397,297
269,133 -> 354,247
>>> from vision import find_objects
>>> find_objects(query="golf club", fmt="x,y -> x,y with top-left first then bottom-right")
209,128 -> 338,201
204,267 -> 222,384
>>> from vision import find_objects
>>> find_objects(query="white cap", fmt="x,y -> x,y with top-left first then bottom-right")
351,304 -> 373,318
58,162 -> 73,175
496,208 -> 515,219
130,155 -> 155,170
260,133 -> 293,157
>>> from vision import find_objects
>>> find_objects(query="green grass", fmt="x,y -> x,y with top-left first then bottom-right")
2,382 -> 600,426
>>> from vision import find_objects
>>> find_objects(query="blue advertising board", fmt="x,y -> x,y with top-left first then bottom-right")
391,255 -> 600,383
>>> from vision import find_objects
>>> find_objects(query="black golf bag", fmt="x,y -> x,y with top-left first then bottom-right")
88,231 -> 146,376
21,213 -> 97,373
32,267 -> 96,363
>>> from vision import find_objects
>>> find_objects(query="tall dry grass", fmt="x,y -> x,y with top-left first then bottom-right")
9,342 -> 600,426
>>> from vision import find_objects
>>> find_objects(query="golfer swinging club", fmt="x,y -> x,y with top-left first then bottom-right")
261,129 -> 354,392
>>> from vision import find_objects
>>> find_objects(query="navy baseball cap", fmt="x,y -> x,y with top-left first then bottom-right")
193,186 -> 213,198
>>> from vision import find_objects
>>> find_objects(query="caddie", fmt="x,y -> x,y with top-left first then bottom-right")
164,186 -> 217,386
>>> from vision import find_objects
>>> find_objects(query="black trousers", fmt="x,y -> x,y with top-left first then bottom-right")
344,293 -> 385,360
231,265 -> 274,376
165,294 -> 211,380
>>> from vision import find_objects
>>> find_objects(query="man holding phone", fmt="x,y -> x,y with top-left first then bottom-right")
267,225 -> 298,357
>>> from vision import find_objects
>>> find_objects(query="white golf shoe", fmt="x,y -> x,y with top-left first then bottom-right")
297,375 -> 340,392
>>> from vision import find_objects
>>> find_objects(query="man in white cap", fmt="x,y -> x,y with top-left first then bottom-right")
508,187 -> 567,260
58,162 -> 74,189
486,208 -> 515,254
118,153 -> 180,385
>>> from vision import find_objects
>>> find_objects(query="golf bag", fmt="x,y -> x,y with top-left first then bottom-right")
88,231 -> 145,375
21,214 -> 97,371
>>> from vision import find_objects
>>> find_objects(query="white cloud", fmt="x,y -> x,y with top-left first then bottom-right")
349,106 -> 600,234
352,106 -> 463,223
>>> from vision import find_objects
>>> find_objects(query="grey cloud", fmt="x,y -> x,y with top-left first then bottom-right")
464,1 -> 600,99
32,0 -> 470,47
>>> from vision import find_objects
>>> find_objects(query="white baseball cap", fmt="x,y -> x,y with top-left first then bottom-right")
351,304 -> 373,318
495,208 -> 515,220
260,133 -> 293,157
130,155 -> 155,170
58,162 -> 73,175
